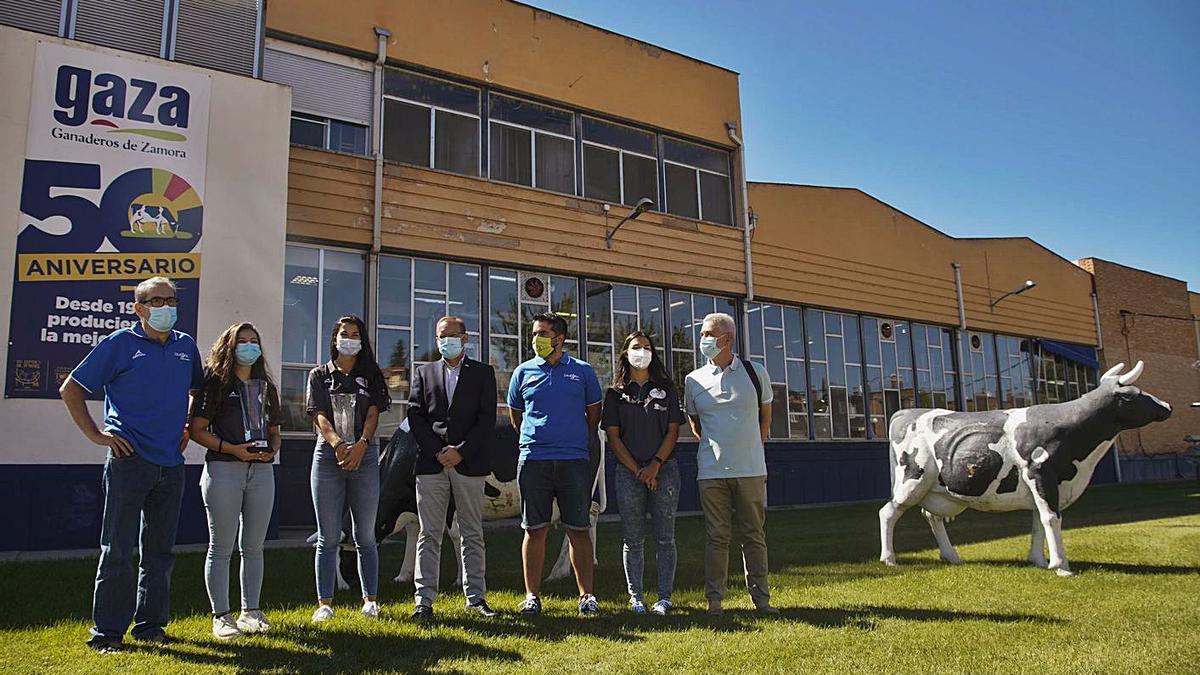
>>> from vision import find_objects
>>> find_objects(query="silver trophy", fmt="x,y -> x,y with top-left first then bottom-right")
330,393 -> 358,447
238,379 -> 271,450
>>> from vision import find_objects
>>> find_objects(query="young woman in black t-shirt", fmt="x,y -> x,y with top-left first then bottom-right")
188,322 -> 281,640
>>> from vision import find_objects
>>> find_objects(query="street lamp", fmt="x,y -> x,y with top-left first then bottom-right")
604,198 -> 655,248
990,279 -> 1036,308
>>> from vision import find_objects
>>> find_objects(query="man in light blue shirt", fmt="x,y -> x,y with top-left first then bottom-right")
683,312 -> 777,616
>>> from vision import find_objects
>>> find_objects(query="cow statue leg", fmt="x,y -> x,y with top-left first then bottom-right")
1026,510 -> 1049,569
392,512 -> 420,584
1025,469 -> 1073,576
921,508 -> 961,564
546,527 -> 574,581
879,455 -> 937,566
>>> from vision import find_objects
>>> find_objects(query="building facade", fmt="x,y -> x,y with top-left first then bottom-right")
1,0 -> 1190,551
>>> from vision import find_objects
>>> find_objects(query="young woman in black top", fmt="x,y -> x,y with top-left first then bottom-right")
189,322 -> 281,640
601,331 -> 684,616
305,315 -> 390,622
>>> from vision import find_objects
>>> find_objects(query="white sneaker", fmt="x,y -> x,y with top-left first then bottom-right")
212,613 -> 242,641
361,600 -> 380,619
236,610 -> 271,633
311,605 -> 335,623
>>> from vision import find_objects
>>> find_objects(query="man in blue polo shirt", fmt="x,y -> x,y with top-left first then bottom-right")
506,312 -> 603,616
60,276 -> 204,653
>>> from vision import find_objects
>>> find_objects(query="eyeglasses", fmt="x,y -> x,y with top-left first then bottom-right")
140,297 -> 179,308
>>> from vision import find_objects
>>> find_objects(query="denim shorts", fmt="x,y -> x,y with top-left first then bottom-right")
517,458 -> 591,530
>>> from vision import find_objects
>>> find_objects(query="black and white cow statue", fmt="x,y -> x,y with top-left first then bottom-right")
879,361 -> 1171,576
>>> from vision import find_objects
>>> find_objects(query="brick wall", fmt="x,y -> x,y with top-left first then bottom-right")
1080,258 -> 1200,454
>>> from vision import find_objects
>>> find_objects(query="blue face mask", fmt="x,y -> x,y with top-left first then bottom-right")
437,336 -> 464,360
147,305 -> 177,332
236,343 -> 262,365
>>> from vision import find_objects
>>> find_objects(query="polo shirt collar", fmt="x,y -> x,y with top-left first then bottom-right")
534,352 -> 572,368
709,356 -> 740,374
131,321 -> 178,344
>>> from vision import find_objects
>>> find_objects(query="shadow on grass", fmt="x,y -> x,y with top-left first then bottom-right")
971,559 -> 1200,576
142,625 -> 522,674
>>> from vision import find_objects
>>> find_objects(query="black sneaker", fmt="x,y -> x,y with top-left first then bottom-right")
87,640 -> 123,654
467,600 -> 498,618
517,596 -> 542,616
132,629 -> 169,645
412,605 -> 434,621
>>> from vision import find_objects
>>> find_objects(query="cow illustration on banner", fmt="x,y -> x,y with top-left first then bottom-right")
6,41 -> 210,398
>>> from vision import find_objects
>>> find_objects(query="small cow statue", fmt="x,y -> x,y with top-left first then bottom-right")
879,361 -> 1171,576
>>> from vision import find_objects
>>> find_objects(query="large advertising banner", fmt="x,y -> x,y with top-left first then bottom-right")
6,41 -> 210,399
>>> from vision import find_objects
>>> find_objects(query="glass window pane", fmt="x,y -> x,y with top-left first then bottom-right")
413,292 -> 446,362
622,154 -> 658,207
831,388 -> 849,438
535,132 -> 575,194
383,99 -> 430,167
826,312 -> 842,336
329,120 -> 367,155
581,116 -> 655,155
791,413 -> 810,440
747,304 -> 764,356
489,94 -> 572,135
283,245 -> 319,363
699,171 -> 732,225
290,116 -> 325,148
638,287 -> 665,353
585,281 -> 611,344
912,323 -> 929,370
844,315 -> 862,364
765,330 -> 786,383
784,307 -> 805,359
376,327 -> 411,408
670,292 -> 693,352
665,164 -> 699,219
809,362 -> 829,416
612,284 -> 637,313
762,304 -> 783,329
813,415 -> 832,440
377,255 -> 411,327
613,313 -> 638,354
787,360 -> 808,413
588,344 -> 614,391
489,124 -> 531,185
862,318 -> 881,366
489,337 -> 519,401
280,367 -> 312,433
805,310 -> 827,362
847,365 -> 864,413
583,145 -> 620,203
384,69 -> 479,114
770,384 -> 789,439
663,137 -> 728,174
896,322 -> 913,368
489,270 -> 519,337
323,249 -> 365,328
434,110 -> 479,176
673,350 -> 694,397
448,264 -> 480,332
414,259 -> 445,292
827,336 -> 846,386
551,276 -> 579,342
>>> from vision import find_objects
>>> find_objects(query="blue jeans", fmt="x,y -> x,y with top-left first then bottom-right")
311,440 -> 379,600
615,459 -> 680,603
201,460 -> 275,615
89,452 -> 184,645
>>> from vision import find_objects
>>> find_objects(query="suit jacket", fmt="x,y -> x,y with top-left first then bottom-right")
407,356 -> 498,476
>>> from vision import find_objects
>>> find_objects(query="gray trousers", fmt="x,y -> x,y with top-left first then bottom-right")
414,469 -> 487,607
200,460 -> 275,615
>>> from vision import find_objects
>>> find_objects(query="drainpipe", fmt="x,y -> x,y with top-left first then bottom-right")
952,262 -> 968,409
726,123 -> 753,350
368,27 -> 390,333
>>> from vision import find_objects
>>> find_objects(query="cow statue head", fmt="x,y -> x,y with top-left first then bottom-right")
1091,361 -> 1173,430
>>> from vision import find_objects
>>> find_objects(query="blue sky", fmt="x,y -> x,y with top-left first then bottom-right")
528,1 -> 1199,290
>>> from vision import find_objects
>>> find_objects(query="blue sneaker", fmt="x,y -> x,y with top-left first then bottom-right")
630,598 -> 647,614
578,594 -> 600,615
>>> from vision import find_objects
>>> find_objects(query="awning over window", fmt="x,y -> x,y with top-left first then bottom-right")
1037,339 -> 1099,369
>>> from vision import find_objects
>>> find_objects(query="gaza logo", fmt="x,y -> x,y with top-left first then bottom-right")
53,64 -> 191,141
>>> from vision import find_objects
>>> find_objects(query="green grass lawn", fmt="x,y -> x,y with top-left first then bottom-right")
3,481 -> 1198,674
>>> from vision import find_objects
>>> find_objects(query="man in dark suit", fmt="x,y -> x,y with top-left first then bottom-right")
408,316 -> 498,619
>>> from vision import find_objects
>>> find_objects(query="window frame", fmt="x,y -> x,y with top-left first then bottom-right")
486,101 -> 579,195
381,71 -> 482,176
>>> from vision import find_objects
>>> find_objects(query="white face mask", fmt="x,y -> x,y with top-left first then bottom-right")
336,337 -> 362,356
627,347 -> 652,370
699,335 -> 722,361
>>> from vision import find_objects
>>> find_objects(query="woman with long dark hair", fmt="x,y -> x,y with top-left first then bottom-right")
189,322 -> 281,640
304,315 -> 390,622
600,331 -> 684,615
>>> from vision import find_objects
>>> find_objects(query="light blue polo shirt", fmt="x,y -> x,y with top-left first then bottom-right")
684,358 -> 772,480
69,324 -> 204,467
506,353 -> 603,461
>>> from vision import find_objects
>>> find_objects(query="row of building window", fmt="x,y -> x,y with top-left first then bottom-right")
280,244 -> 1099,441
286,62 -> 735,226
